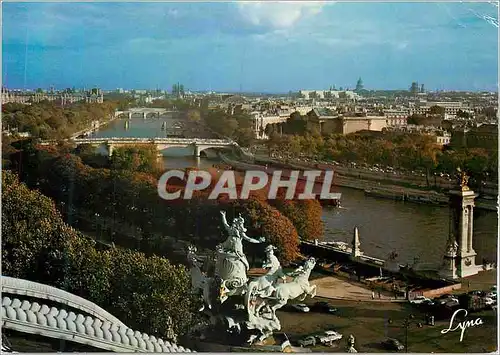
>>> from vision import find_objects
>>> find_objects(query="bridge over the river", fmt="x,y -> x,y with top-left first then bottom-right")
70,137 -> 239,157
115,108 -> 177,119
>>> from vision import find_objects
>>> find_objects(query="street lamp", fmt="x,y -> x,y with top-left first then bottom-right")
403,314 -> 415,353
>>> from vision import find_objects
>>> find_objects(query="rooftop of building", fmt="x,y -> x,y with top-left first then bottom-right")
312,107 -> 338,117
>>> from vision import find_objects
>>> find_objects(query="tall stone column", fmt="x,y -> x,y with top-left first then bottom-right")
447,172 -> 480,278
351,227 -> 362,258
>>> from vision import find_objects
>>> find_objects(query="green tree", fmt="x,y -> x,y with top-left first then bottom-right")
186,109 -> 201,122
429,105 -> 445,116
456,109 -> 471,119
2,170 -> 197,339
110,144 -> 164,175
407,114 -> 428,125
483,106 -> 498,120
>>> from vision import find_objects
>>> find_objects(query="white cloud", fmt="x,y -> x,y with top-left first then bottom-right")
168,8 -> 179,18
237,2 -> 328,29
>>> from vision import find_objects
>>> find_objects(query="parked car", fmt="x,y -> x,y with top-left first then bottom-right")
444,299 -> 460,308
317,330 -> 343,345
298,336 -> 316,347
484,297 -> 496,306
487,291 -> 497,300
469,290 -> 486,297
312,301 -> 338,314
382,338 -> 405,351
410,295 -> 432,305
459,294 -> 488,311
436,293 -> 453,300
422,299 -> 436,306
292,304 -> 310,313
437,295 -> 459,305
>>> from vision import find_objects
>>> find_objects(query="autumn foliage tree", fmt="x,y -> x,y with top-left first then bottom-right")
234,197 -> 300,264
272,199 -> 324,241
110,144 -> 164,175
9,144 -> 312,262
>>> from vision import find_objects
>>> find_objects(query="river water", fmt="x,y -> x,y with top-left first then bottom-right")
94,116 -> 498,266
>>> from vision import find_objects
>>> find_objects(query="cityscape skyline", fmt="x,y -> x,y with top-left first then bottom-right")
2,2 -> 499,92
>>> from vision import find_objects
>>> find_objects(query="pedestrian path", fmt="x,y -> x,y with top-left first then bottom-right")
311,276 -> 406,303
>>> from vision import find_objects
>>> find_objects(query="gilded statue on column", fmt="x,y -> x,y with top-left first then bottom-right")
457,168 -> 470,191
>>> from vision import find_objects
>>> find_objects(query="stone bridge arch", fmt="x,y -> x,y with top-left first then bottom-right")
71,138 -> 240,158
195,144 -> 236,158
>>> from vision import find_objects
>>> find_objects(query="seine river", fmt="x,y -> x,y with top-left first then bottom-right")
94,116 -> 498,266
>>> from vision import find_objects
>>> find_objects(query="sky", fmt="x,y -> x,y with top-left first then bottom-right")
2,1 -> 499,93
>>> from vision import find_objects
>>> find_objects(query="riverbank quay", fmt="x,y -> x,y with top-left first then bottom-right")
70,113 -> 118,139
249,151 -> 497,194
299,240 -> 465,303
233,152 -> 497,211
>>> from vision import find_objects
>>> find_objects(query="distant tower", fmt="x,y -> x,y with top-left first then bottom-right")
355,78 -> 364,92
409,82 -> 419,94
420,84 -> 425,93
440,171 -> 480,279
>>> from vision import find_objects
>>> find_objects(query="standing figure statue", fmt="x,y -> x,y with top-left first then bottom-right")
457,168 -> 470,191
219,211 -> 265,271
445,238 -> 459,257
245,245 -> 286,316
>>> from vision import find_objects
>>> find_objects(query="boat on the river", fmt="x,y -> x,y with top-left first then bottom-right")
364,188 -> 405,201
317,241 -> 352,253
364,188 -> 446,205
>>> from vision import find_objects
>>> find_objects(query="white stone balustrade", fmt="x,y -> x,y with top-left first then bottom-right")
1,276 -> 126,327
1,296 -> 193,352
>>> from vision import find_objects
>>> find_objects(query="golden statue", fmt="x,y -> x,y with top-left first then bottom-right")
457,168 -> 470,191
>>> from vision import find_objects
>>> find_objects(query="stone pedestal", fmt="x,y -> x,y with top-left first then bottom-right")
439,255 -> 458,280
447,188 -> 480,278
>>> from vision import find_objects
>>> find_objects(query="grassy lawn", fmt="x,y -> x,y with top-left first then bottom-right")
278,297 -> 497,353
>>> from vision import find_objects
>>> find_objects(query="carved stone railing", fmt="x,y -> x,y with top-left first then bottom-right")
1,296 -> 193,353
1,276 -> 125,327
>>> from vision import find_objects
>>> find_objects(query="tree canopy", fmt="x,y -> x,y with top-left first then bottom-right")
2,170 -> 197,339
2,101 -> 117,140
